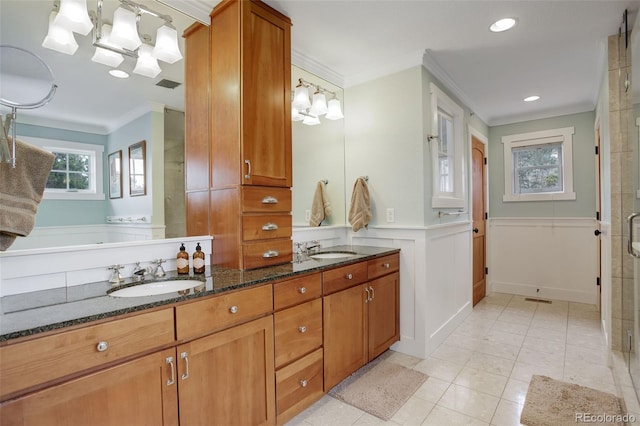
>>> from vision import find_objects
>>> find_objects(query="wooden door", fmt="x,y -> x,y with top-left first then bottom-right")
241,0 -> 292,187
367,272 -> 400,361
472,137 -> 487,306
176,316 -> 275,426
323,284 -> 367,391
0,349 -> 178,426
595,122 -> 602,311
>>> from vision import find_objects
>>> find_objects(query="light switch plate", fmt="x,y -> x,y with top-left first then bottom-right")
386,208 -> 395,223
305,210 -> 311,222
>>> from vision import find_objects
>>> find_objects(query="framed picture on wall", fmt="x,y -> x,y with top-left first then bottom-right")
128,140 -> 146,197
108,150 -> 122,199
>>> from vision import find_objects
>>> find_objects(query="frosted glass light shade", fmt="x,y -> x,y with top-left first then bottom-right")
302,115 -> 320,126
53,0 -> 93,35
309,92 -> 328,116
325,98 -> 344,120
110,6 -> 142,51
91,25 -> 124,67
291,104 -> 304,122
42,11 -> 79,55
153,24 -> 183,63
133,44 -> 161,78
292,85 -> 311,111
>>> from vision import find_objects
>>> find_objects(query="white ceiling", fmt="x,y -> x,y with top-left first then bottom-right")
0,0 -> 637,133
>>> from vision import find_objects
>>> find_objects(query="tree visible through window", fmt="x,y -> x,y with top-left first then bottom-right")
47,151 -> 91,191
512,142 -> 563,194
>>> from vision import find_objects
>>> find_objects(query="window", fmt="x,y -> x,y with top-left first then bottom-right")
502,127 -> 575,202
430,83 -> 465,208
20,136 -> 105,200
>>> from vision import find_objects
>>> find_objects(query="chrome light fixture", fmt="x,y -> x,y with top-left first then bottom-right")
42,0 -> 183,79
292,78 -> 344,126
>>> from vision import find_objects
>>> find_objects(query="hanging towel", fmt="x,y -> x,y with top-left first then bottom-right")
310,180 -> 332,226
0,138 -> 55,251
348,177 -> 372,232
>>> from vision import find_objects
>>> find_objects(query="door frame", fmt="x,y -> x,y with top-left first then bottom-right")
469,126 -> 489,297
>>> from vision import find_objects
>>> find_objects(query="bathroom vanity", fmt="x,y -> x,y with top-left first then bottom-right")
0,246 -> 399,426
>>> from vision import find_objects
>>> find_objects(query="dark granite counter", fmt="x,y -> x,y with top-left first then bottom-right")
0,245 -> 399,342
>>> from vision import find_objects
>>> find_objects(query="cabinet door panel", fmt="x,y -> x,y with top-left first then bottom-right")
368,273 -> 400,361
177,316 -> 275,426
0,349 -> 178,426
274,298 -> 322,368
323,285 -> 367,391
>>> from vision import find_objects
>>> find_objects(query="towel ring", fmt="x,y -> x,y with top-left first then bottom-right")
0,45 -> 57,168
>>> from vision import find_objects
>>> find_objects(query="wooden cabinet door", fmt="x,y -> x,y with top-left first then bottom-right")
241,0 -> 291,187
368,272 -> 400,361
176,316 -> 275,426
0,349 -> 178,426
323,284 -> 367,391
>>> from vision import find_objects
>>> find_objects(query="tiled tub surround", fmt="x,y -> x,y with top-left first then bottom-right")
0,245 -> 398,341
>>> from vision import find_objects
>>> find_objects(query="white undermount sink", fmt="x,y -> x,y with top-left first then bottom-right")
108,280 -> 204,298
309,251 -> 358,260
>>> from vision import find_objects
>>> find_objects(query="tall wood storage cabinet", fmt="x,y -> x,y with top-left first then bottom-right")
185,0 -> 293,270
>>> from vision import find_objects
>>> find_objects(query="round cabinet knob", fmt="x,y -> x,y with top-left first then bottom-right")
298,287 -> 306,294
298,326 -> 307,333
346,273 -> 353,280
383,263 -> 390,269
229,306 -> 238,314
96,341 -> 109,352
300,379 -> 308,388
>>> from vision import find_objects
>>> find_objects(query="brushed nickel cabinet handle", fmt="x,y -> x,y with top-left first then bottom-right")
263,250 -> 279,258
298,287 -> 306,294
262,196 -> 278,204
166,356 -> 175,386
300,379 -> 308,388
383,263 -> 390,269
229,305 -> 238,314
96,341 -> 108,352
298,326 -> 307,333
180,352 -> 190,380
364,287 -> 371,303
369,285 -> 375,301
262,223 -> 279,231
244,159 -> 251,179
346,273 -> 353,280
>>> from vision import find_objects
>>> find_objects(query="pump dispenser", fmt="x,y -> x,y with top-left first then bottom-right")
193,242 -> 205,274
177,243 -> 189,274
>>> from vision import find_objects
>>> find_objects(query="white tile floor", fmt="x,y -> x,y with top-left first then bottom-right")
286,292 -> 640,426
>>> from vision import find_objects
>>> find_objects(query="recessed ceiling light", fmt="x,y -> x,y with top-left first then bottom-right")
524,95 -> 540,102
109,69 -> 129,79
490,18 -> 517,33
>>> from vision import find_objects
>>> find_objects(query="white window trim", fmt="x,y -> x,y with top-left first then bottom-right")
502,126 -> 576,202
19,136 -> 105,201
430,82 -> 465,208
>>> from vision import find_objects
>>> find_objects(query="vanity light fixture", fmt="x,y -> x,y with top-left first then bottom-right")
524,95 -> 540,102
42,0 -> 183,79
292,78 -> 344,126
490,17 -> 517,33
109,69 -> 130,78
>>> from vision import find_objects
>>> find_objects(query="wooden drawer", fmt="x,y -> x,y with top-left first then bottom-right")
175,284 -> 273,340
0,308 -> 174,401
323,261 -> 368,295
242,238 -> 293,269
242,214 -> 292,241
273,273 -> 322,311
276,348 -> 323,425
368,253 -> 400,280
242,186 -> 291,213
274,299 -> 322,368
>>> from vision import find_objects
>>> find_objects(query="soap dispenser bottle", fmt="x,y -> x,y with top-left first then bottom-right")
193,242 -> 205,274
177,243 -> 189,274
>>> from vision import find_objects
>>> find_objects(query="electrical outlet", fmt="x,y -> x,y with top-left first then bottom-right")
386,208 -> 395,223
305,210 -> 311,222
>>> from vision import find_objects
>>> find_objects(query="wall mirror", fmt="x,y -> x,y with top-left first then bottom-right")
128,140 -> 146,197
108,150 -> 123,199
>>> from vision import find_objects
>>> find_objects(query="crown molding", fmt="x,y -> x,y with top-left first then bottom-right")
155,0 -> 218,25
291,49 -> 345,88
343,49 -> 424,88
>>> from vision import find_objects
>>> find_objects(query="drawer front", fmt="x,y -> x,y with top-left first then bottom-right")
242,214 -> 292,241
242,186 -> 292,213
274,299 -> 322,368
242,239 -> 292,269
0,308 -> 175,400
276,348 -> 323,423
175,284 -> 273,341
273,273 -> 322,311
368,253 -> 400,280
323,261 -> 368,295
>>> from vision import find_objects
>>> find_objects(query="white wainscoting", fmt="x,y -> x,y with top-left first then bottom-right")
488,217 -> 598,304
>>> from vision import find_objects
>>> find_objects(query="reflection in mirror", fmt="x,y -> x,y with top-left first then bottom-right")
128,140 -> 147,197
292,65 -> 346,227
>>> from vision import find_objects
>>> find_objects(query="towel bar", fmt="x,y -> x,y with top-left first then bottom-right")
438,210 -> 467,217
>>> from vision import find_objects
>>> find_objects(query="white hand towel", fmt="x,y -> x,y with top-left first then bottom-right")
348,177 -> 371,232
0,138 -> 55,250
310,181 -> 331,226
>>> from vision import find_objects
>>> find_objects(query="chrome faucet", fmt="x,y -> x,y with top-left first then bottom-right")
151,258 -> 167,278
305,240 -> 321,252
132,262 -> 148,282
108,264 -> 124,284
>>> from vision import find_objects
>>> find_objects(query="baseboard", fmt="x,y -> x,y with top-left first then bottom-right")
492,281 -> 596,304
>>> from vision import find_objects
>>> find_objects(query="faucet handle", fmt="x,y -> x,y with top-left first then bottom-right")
108,264 -> 124,284
153,258 -> 166,278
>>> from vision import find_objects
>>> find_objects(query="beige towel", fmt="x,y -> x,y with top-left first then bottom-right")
0,138 -> 55,251
348,177 -> 372,232
310,181 -> 331,226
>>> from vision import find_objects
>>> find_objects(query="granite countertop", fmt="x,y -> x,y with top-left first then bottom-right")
0,245 -> 399,342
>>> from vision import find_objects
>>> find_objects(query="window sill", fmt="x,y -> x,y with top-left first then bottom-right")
503,192 -> 576,202
432,195 -> 465,208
